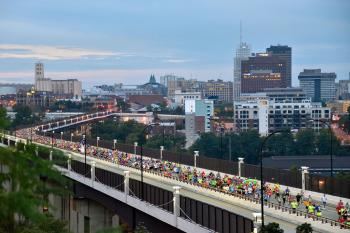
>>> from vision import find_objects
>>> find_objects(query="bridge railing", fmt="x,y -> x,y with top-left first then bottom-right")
3,136 -> 350,231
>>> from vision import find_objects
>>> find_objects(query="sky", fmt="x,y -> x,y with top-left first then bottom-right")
0,0 -> 349,88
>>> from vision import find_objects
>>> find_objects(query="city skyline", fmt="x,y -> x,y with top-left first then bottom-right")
0,0 -> 349,87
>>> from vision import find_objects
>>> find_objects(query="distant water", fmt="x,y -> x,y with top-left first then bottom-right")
0,86 -> 16,95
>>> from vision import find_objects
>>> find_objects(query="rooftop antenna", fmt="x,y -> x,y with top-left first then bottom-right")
240,20 -> 242,45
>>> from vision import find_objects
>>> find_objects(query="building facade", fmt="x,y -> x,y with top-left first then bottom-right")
298,69 -> 336,102
34,63 -> 82,98
266,45 -> 292,87
174,90 -> 202,107
16,89 -> 55,108
234,88 -> 331,135
241,53 -> 287,94
233,42 -> 251,101
203,79 -> 233,103
184,99 -> 214,148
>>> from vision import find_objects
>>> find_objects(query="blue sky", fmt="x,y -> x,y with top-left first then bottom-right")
0,0 -> 349,88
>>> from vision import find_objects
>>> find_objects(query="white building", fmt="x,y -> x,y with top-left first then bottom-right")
234,98 -> 331,135
34,63 -> 82,98
174,90 -> 202,107
184,99 -> 214,148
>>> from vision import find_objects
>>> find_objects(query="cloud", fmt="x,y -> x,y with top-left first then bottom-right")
0,44 -> 126,60
164,58 -> 195,63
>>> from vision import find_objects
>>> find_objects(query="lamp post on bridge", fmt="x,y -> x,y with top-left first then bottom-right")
259,130 -> 284,228
60,131 -> 63,140
51,130 -> 55,150
83,134 -> 87,175
139,122 -> 160,201
308,119 -> 333,177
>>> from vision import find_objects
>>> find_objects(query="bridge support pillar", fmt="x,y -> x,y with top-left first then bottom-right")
238,157 -> 244,177
35,146 -> 38,156
68,154 -> 72,172
7,137 -> 10,147
91,161 -> 96,185
173,186 -> 181,227
301,166 -> 309,192
49,150 -> 53,161
124,171 -> 130,202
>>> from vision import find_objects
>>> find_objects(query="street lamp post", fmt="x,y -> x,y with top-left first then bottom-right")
139,123 -> 160,201
83,134 -> 87,175
51,130 -> 55,150
309,119 -> 333,177
259,130 -> 284,228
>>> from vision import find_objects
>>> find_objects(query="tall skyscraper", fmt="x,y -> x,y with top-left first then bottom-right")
241,53 -> 287,93
298,69 -> 336,102
266,45 -> 292,87
233,22 -> 251,101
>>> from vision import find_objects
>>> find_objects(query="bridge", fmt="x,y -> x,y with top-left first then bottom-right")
2,112 -> 350,233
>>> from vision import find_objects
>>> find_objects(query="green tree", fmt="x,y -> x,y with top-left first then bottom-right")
12,105 -> 40,128
190,133 -> 221,158
259,222 -> 284,233
0,107 -> 10,130
296,223 -> 313,233
316,129 -> 340,155
265,130 -> 295,156
0,145 -> 70,233
145,134 -> 186,151
295,129 -> 315,155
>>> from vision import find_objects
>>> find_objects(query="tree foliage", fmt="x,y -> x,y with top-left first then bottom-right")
296,223 -> 313,233
0,145 -> 70,233
0,107 -> 10,130
259,222 -> 284,233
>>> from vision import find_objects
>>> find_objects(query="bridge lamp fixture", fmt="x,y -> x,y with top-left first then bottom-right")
97,136 -> 100,147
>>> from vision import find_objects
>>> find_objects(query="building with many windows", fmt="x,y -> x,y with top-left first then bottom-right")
185,99 -> 214,148
203,79 -> 233,103
234,88 -> 330,135
233,42 -> 251,101
241,53 -> 287,94
266,45 -> 292,87
298,69 -> 336,102
34,63 -> 82,98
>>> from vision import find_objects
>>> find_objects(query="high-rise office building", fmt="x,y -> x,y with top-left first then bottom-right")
241,53 -> 287,94
298,69 -> 336,102
266,45 -> 292,87
233,42 -> 251,101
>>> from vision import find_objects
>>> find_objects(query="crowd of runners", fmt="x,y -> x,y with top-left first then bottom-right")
12,127 -> 350,226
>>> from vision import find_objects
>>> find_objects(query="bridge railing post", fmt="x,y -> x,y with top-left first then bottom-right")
91,161 -> 96,185
124,171 -> 130,202
238,157 -> 244,177
194,151 -> 199,168
49,150 -> 53,161
68,154 -> 72,172
301,166 -> 309,193
173,186 -> 181,227
7,137 -> 10,147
